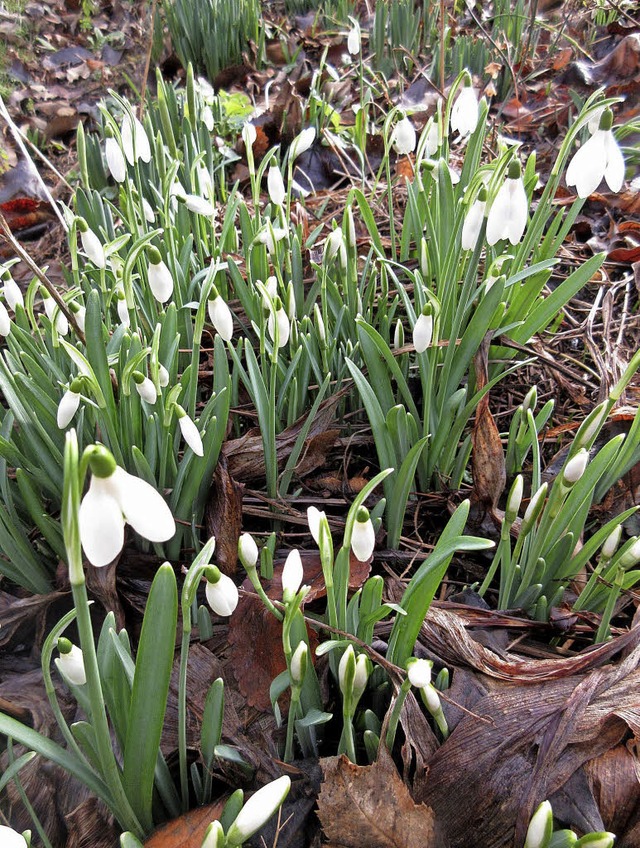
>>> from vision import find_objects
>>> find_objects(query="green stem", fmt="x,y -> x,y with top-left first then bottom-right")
284,688 -> 300,762
178,622 -> 190,811
384,679 -> 411,751
246,568 -> 283,621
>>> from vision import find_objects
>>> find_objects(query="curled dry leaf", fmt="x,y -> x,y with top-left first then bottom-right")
204,454 -> 244,576
471,334 -> 506,518
144,799 -> 227,848
317,749 -> 441,848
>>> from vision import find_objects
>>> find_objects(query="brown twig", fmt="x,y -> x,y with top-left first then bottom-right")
0,213 -> 86,344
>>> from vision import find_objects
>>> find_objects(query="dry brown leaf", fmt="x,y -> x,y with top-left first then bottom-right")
317,750 -> 441,848
471,334 -> 505,515
144,799 -> 227,848
204,454 -> 244,576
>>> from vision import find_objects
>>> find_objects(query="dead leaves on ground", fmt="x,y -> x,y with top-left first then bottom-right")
317,749 -> 441,848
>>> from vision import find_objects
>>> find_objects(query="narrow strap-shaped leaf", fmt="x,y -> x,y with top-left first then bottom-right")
122,563 -> 178,832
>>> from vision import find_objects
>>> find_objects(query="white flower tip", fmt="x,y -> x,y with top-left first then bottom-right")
282,549 -> 303,599
238,532 -> 259,569
524,800 -> 553,848
407,658 -> 432,689
205,571 -> 239,617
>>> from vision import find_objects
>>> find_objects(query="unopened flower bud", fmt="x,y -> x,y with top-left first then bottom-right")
282,549 -> 303,601
524,800 -> 553,848
238,533 -> 259,570
601,525 -> 622,561
290,641 -> 308,685
563,449 -> 589,485
407,658 -> 432,689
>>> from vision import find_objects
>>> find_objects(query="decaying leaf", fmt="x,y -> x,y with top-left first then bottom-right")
317,749 -> 441,848
471,334 -> 506,518
204,454 -> 244,576
144,799 -> 227,848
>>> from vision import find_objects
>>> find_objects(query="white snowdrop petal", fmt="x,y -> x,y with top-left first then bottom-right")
208,295 -> 234,341
111,467 -> 176,543
205,573 -> 239,617
105,137 -> 127,183
80,229 -> 106,269
391,118 -> 416,155
566,131 -> 607,198
79,476 -> 126,567
282,549 -> 303,597
307,506 -> 325,544
290,127 -> 316,160
485,183 -> 512,245
148,260 -> 174,303
461,200 -> 485,251
267,165 -> 286,206
135,377 -> 157,405
413,312 -> 433,353
4,277 -> 23,310
239,533 -> 259,568
604,132 -> 625,193
57,389 -> 81,429
506,178 -> 528,245
407,658 -> 432,689
0,825 -> 28,848
56,644 -> 87,686
0,302 -> 10,336
225,776 -> 291,847
351,517 -> 375,561
179,414 -> 204,456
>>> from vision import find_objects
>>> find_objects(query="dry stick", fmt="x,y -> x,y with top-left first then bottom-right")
138,0 -> 159,119
0,97 -> 69,232
0,212 -> 86,344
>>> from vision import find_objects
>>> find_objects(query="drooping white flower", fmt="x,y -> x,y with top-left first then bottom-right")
76,219 -> 106,269
158,364 -> 170,387
238,532 -> 259,570
618,537 -> 640,569
0,302 -> 10,336
450,83 -> 479,137
133,372 -> 157,405
407,658 -> 432,689
105,135 -> 127,183
423,121 -> 439,157
256,225 -> 288,254
176,404 -> 204,456
142,197 -> 155,223
461,190 -> 487,251
202,105 -> 214,132
566,108 -> 624,198
208,293 -> 234,341
55,639 -> 87,686
3,276 -> 23,310
147,248 -> 173,304
562,448 -> 589,485
524,800 -> 553,848
391,117 -> 417,155
324,228 -> 347,267
267,165 -> 286,206
42,289 -> 69,336
121,113 -> 151,165
289,127 -> 316,160
205,567 -> 239,617
225,776 -> 291,848
71,302 -> 86,333
413,306 -> 433,353
0,825 -> 28,848
79,447 -> 175,567
57,382 -> 82,429
307,506 -> 327,544
183,194 -> 216,217
347,19 -> 360,55
351,506 -> 375,562
267,299 -> 290,348
242,122 -> 257,150
486,159 -> 528,246
116,290 -> 130,328
290,641 -> 308,685
282,549 -> 303,601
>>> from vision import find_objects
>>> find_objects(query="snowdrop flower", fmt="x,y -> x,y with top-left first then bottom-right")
391,117 -> 417,155
158,364 -> 170,387
116,289 -> 130,328
147,248 -> 173,304
562,449 -> 589,485
42,288 -> 69,336
461,187 -> 487,251
3,275 -> 23,310
57,379 -> 82,429
238,532 -> 259,570
205,566 -> 239,617
182,193 -> 216,217
142,198 -> 155,223
202,105 -> 214,132
413,305 -> 433,353
393,319 -> 404,350
133,371 -> 157,405
618,537 -> 640,569
256,224 -> 288,254
450,80 -> 479,137
76,218 -> 106,269
347,18 -> 360,55
79,445 -> 175,566
0,825 -> 28,848
175,404 -> 204,456
524,800 -> 553,848
290,641 -> 308,685
267,165 -> 286,206
105,134 -> 126,183
566,107 -> 625,198
289,126 -> 316,160
55,638 -> 86,686
282,549 -> 303,601
351,506 -> 375,561
0,302 -> 10,336
208,292 -> 234,341
307,506 -> 327,544
338,644 -> 356,695
506,475 -> 523,524
587,105 -> 605,135
267,297 -> 290,348
225,776 -> 291,848
121,113 -> 151,165
324,227 -> 347,267
422,683 -> 442,714
601,525 -> 622,561
242,122 -> 257,149
407,658 -> 433,689
70,302 -> 86,333
486,159 -> 528,246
